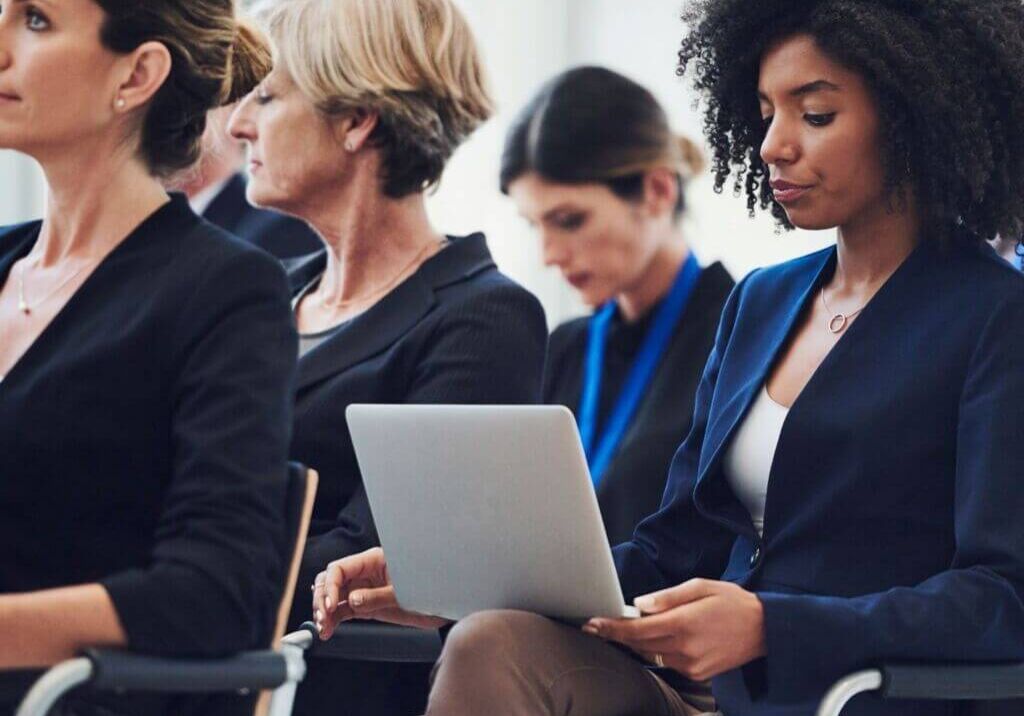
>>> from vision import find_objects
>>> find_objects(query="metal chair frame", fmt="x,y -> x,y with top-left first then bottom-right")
15,464 -> 319,716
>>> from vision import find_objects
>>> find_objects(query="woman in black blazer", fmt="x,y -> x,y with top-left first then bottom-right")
501,67 -> 735,545
0,3 -> 295,715
228,1 -> 546,714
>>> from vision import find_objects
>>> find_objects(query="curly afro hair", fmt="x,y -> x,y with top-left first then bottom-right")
677,0 -> 1024,245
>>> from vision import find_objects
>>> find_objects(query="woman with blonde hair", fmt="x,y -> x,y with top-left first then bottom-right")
0,1 -> 295,714
502,66 -> 735,545
229,0 -> 546,712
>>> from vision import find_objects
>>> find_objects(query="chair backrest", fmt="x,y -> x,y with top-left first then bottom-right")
272,462 -> 319,646
253,462 -> 319,716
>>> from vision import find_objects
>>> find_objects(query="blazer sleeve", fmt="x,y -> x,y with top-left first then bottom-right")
542,322 -> 575,404
758,290 -> 1024,695
295,282 -> 549,602
613,275 -> 747,602
102,248 -> 298,656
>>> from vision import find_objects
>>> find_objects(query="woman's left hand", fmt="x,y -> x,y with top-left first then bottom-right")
583,579 -> 766,682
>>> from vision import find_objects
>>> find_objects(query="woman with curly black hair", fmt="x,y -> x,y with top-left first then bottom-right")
311,1 -> 1024,714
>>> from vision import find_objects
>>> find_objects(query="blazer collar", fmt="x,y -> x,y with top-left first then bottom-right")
692,240 -> 935,536
692,248 -> 836,536
200,173 -> 249,229
292,233 -> 495,392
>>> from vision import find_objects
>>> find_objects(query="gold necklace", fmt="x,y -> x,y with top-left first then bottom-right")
820,286 -> 866,334
15,257 -> 92,316
318,240 -> 444,310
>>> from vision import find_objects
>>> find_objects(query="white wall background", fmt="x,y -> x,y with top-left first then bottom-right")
0,0 -> 835,325
433,0 -> 833,325
0,151 -> 44,225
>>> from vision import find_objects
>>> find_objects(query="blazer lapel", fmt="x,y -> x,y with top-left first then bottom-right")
296,272 -> 436,392
284,251 -> 328,295
0,224 -> 38,284
291,234 -> 495,393
692,249 -> 837,527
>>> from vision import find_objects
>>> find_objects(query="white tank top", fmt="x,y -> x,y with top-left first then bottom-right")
723,386 -> 789,537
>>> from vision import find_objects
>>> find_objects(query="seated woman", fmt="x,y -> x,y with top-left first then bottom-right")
0,2 -> 295,714
503,66 -> 735,545
313,1 -> 1024,714
228,0 -> 547,713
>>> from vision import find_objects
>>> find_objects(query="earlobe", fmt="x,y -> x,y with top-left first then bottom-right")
337,108 -> 380,153
115,40 -> 173,112
644,168 -> 679,217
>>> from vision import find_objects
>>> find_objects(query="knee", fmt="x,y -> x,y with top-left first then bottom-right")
441,609 -> 547,667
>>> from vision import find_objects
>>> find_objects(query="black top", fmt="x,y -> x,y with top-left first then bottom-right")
544,261 -> 734,545
203,173 -> 321,260
0,196 -> 297,714
283,233 -> 548,626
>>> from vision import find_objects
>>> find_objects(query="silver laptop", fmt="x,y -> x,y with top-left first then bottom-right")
346,404 -> 641,622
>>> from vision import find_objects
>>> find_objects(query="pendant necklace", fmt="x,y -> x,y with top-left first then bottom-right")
820,285 -> 866,334
16,258 -> 90,316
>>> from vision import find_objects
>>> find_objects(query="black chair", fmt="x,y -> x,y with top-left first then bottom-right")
15,463 -> 320,716
817,665 -> 1024,715
300,626 -> 1024,716
294,621 -> 442,664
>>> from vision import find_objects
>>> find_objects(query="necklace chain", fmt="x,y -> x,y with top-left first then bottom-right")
820,286 -> 866,335
15,257 -> 92,316
316,240 -> 444,310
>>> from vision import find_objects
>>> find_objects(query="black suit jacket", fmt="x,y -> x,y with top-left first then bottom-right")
0,196 -> 297,715
543,262 -> 734,545
284,234 -> 548,625
204,174 -> 321,260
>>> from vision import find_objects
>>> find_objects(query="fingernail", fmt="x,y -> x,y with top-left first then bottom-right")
582,625 -> 598,635
351,593 -> 363,607
635,596 -> 654,611
316,610 -> 322,622
325,596 -> 332,609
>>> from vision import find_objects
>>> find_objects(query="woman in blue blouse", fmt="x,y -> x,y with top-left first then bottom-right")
313,1 -> 1024,715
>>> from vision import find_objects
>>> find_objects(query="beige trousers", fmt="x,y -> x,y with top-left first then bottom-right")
425,610 -> 719,716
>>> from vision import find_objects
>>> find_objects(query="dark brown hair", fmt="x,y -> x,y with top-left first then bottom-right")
500,66 -> 704,218
94,1 -> 272,177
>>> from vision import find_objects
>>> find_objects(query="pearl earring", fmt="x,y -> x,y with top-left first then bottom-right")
115,97 -> 126,110
345,141 -> 355,152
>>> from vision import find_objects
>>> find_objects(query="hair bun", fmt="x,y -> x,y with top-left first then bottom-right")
222,19 -> 272,105
675,134 -> 706,179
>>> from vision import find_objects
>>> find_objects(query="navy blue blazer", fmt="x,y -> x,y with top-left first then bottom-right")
614,239 -> 1024,716
203,173 -> 320,260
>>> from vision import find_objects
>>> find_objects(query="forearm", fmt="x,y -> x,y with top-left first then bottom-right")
0,584 -> 127,669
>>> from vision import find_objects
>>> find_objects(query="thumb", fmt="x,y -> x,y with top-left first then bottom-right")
634,578 -> 717,614
349,585 -> 399,615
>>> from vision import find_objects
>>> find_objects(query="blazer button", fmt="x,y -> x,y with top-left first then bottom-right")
749,547 -> 762,568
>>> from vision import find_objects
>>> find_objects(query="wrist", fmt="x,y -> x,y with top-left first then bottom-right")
749,592 -> 767,659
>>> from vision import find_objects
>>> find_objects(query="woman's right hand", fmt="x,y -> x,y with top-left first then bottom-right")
311,547 -> 451,639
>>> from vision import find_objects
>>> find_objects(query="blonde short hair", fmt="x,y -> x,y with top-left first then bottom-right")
259,0 -> 493,197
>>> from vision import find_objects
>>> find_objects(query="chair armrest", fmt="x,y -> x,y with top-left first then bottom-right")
817,664 -> 1024,716
879,663 -> 1024,701
302,621 -> 443,663
85,649 -> 296,693
17,649 -> 307,716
